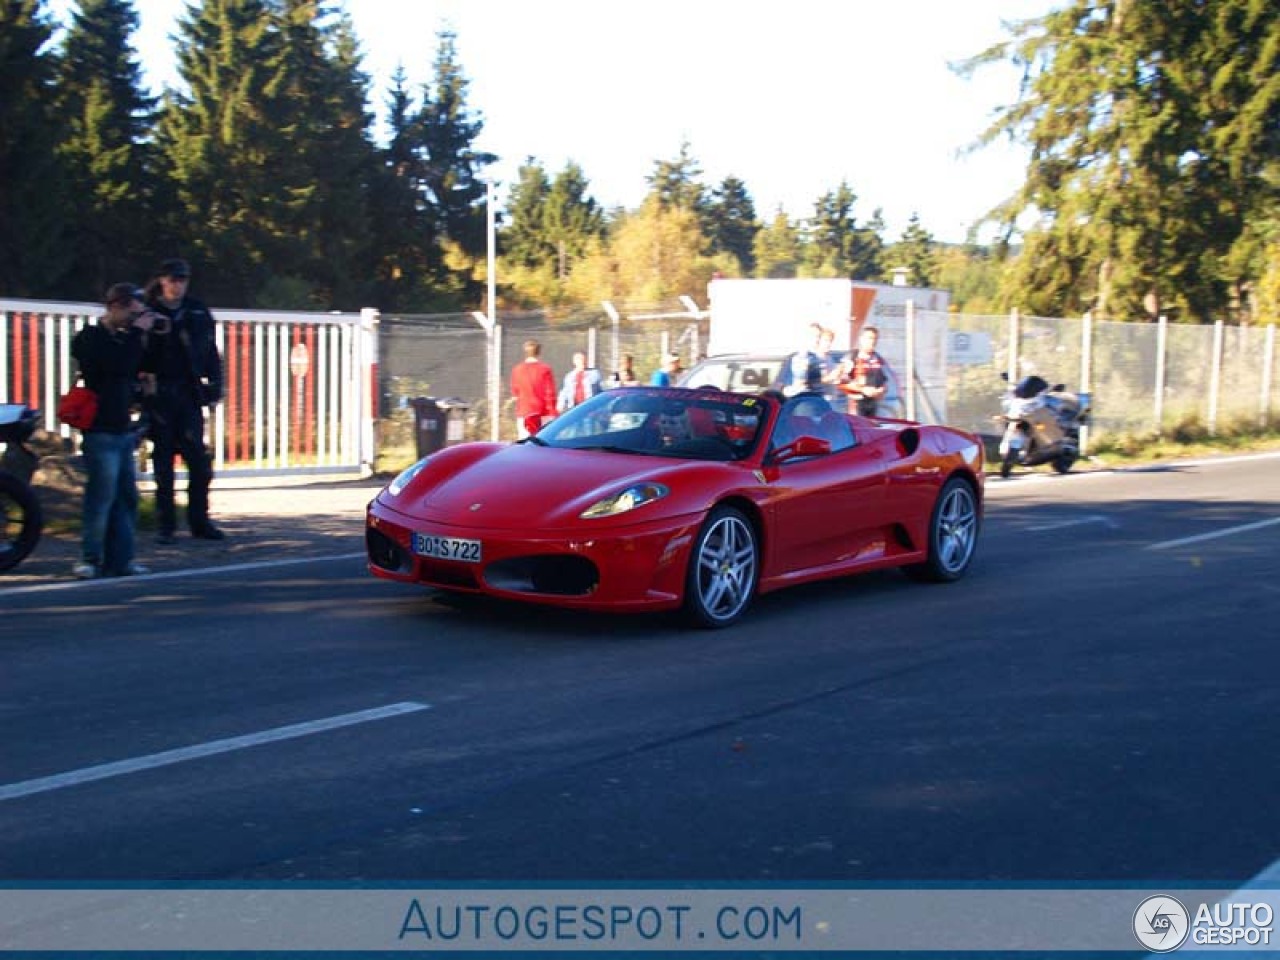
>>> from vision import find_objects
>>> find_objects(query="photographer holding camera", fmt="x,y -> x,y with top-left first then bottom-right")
142,257 -> 226,544
68,283 -> 157,578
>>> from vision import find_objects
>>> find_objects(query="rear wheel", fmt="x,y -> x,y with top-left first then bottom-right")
0,471 -> 43,573
906,477 -> 979,583
684,505 -> 758,628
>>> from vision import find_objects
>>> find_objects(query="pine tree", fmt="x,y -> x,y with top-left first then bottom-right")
53,0 -> 155,299
802,182 -> 883,280
646,140 -> 707,215
502,158 -> 552,270
962,0 -> 1280,322
0,0 -> 70,295
753,209 -> 801,279
543,161 -> 603,281
265,0 -> 375,308
154,0 -> 284,304
416,29 -> 496,303
890,213 -> 937,288
704,176 -> 758,275
367,67 -> 435,310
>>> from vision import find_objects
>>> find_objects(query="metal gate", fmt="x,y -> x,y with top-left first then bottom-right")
0,299 -> 377,478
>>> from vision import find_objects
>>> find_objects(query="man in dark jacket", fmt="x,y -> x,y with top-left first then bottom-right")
143,257 -> 225,543
70,283 -> 156,578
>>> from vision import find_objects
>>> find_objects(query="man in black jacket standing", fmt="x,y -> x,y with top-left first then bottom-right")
143,257 -> 225,543
70,283 -> 156,578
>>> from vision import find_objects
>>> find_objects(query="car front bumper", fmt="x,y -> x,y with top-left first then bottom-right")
366,496 -> 704,613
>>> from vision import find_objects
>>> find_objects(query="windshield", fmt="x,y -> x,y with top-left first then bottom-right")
536,388 -> 769,461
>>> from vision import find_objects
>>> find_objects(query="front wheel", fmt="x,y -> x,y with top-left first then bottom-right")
1000,450 -> 1016,479
684,505 -> 758,629
1052,450 -> 1078,473
906,477 -> 979,583
0,471 -> 43,573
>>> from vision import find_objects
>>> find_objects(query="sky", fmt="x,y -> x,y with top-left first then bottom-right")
55,0 -> 1054,244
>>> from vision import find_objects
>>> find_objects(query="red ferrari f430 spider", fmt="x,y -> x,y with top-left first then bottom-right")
367,387 -> 983,627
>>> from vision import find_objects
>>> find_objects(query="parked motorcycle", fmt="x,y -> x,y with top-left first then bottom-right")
0,404 -> 43,572
994,374 -> 1090,478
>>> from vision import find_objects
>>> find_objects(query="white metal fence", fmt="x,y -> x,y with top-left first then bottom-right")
0,299 -> 377,477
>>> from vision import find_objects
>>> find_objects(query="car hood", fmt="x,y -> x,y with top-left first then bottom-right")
392,443 -> 717,529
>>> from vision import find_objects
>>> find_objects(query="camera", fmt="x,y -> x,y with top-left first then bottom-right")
131,309 -> 170,334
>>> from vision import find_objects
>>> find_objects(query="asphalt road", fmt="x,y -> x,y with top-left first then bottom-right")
2,454 -> 1278,884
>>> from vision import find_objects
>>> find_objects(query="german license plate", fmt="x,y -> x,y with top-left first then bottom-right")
412,532 -> 482,563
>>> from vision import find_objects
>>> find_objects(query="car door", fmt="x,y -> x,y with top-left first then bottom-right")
764,400 -> 887,577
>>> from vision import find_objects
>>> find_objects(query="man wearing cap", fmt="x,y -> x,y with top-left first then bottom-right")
142,258 -> 226,542
69,283 -> 156,578
649,353 -> 683,387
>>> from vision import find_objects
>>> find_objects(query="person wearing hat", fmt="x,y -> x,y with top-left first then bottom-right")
649,352 -> 683,387
142,257 -> 226,542
68,283 -> 157,578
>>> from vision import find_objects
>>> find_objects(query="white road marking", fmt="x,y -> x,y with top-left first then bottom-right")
1125,450 -> 1280,470
1236,857 -> 1280,891
0,551 -> 366,598
0,701 -> 430,802
1025,515 -> 1118,532
1146,516 -> 1280,551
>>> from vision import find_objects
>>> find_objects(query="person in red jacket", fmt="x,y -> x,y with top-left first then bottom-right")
509,339 -> 558,439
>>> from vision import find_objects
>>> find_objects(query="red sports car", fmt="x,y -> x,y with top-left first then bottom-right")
367,387 -> 983,627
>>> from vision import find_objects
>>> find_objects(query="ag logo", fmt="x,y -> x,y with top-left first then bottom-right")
1134,895 -> 1190,952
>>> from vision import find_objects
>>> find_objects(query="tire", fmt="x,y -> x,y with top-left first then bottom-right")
906,477 -> 979,583
684,505 -> 758,628
1000,451 -> 1016,478
0,471 -> 43,574
1052,450 -> 1078,474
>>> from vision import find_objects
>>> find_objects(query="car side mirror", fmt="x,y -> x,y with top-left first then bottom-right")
774,435 -> 831,462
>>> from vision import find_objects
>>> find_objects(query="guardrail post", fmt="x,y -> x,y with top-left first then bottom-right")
905,299 -> 917,421
1208,319 -> 1224,436
602,301 -> 620,377
1154,315 -> 1168,436
359,307 -> 380,473
491,323 -> 503,442
1261,324 -> 1275,429
1079,311 -> 1093,456
1006,307 -> 1020,383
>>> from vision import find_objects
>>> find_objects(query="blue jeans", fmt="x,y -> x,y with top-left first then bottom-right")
81,431 -> 139,575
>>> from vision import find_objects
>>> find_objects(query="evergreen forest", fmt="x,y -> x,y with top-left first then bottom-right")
1,0 -> 1277,323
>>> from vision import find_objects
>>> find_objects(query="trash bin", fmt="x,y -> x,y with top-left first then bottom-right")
436,398 -> 470,446
410,397 -> 445,458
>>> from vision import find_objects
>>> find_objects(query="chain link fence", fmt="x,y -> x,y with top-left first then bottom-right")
376,308 -> 708,464
946,312 -> 1277,447
375,308 -> 1277,469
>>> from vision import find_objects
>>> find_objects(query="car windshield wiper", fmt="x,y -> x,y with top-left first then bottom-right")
522,435 -> 549,446
575,443 -> 647,455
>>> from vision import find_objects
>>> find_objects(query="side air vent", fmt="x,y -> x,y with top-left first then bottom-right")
896,428 -> 920,457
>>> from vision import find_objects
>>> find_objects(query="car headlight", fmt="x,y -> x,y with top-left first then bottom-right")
387,458 -> 429,497
580,482 -> 669,519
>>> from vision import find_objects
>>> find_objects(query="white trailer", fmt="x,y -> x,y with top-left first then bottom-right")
705,277 -> 951,422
